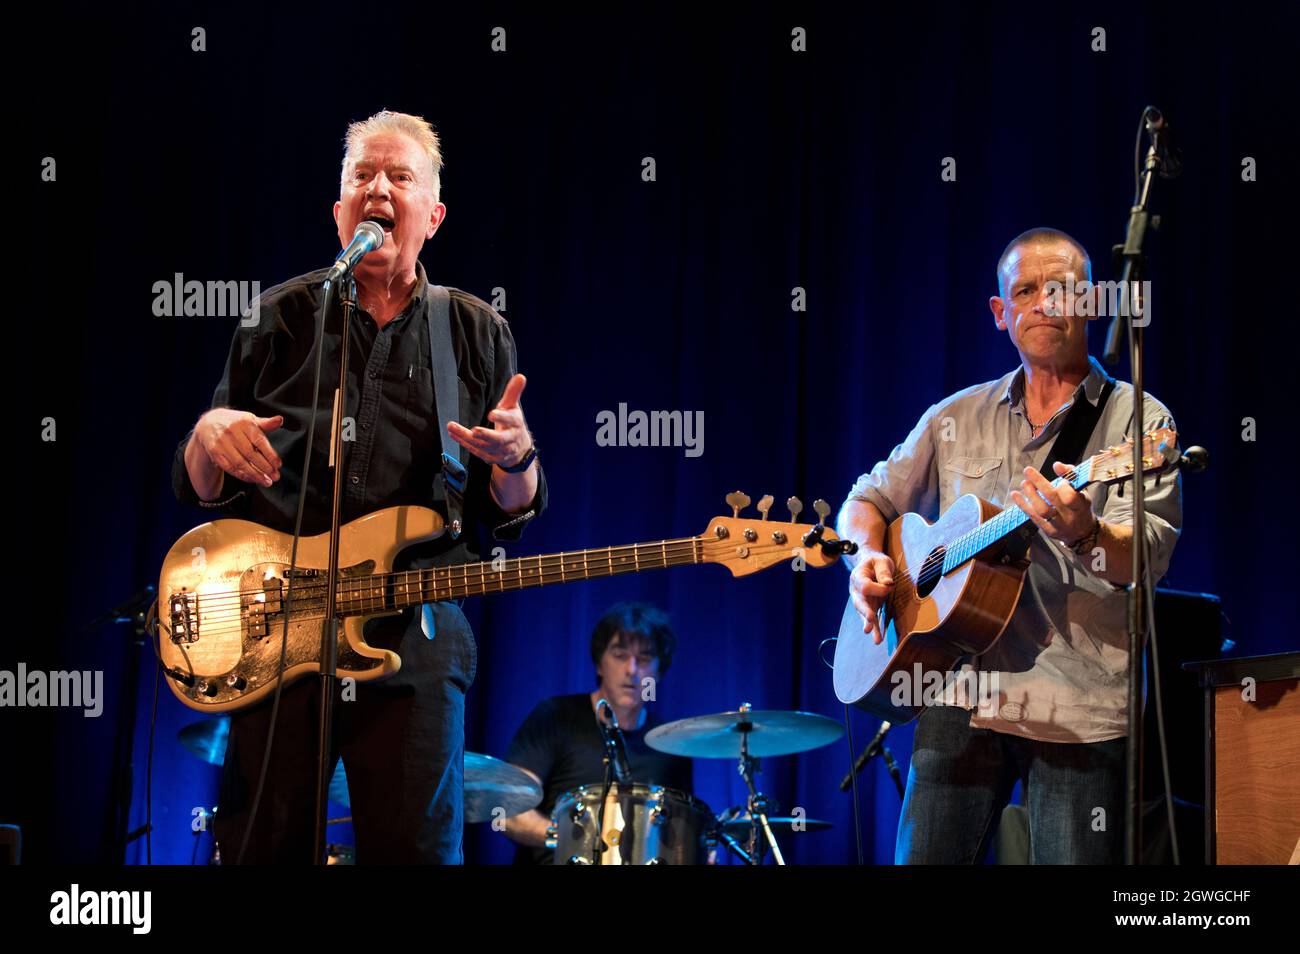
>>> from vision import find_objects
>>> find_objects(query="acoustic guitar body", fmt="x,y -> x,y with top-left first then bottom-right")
832,494 -> 1028,722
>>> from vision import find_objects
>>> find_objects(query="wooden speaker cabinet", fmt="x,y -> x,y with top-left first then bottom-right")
1184,652 -> 1300,865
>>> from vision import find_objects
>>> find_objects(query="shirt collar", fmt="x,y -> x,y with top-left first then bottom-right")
400,261 -> 431,322
1000,354 -> 1112,406
360,261 -> 430,325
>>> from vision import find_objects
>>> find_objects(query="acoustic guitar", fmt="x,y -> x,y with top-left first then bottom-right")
832,428 -> 1177,722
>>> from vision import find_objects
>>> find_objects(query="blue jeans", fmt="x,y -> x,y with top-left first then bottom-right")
214,602 -> 478,864
895,704 -> 1125,864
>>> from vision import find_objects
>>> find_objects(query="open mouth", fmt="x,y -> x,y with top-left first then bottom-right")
365,214 -> 396,232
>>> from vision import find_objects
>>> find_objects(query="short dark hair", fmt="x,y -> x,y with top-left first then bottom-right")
995,227 -> 1092,296
590,601 -> 677,679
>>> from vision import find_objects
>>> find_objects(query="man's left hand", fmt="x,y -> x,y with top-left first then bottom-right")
1008,462 -> 1096,545
448,373 -> 534,468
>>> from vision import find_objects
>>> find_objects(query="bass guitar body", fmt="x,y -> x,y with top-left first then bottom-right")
159,506 -> 445,712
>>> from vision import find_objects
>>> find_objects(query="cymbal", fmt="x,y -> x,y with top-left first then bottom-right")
177,716 -> 231,765
645,709 -> 843,758
178,717 -> 358,809
464,753 -> 542,824
178,718 -> 540,821
328,764 -> 350,807
328,752 -> 542,822
720,815 -> 832,836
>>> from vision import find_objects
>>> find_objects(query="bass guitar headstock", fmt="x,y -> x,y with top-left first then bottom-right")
699,493 -> 858,576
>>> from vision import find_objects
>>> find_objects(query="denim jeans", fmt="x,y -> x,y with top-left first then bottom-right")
895,703 -> 1125,864
214,602 -> 478,864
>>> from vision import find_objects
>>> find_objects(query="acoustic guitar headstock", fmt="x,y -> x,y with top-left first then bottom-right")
1086,426 -> 1179,485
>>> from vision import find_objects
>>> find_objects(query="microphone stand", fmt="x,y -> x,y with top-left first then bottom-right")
85,585 -> 156,863
312,275 -> 356,865
593,702 -> 620,865
840,720 -> 903,798
880,747 -> 904,799
1102,106 -> 1176,865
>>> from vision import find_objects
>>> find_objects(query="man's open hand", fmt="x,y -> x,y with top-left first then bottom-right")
447,373 -> 533,468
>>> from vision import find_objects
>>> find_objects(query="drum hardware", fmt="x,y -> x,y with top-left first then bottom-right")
713,807 -> 754,864
549,783 -> 715,865
644,703 -> 844,865
734,706 -> 784,865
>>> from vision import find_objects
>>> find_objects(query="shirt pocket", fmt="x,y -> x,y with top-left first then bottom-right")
943,455 -> 1003,502
399,365 -> 436,449
407,366 -> 472,425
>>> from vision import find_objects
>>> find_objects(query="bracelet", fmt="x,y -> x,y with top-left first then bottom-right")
499,442 -> 539,474
1068,516 -> 1102,556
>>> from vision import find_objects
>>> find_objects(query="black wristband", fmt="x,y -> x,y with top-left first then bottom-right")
499,443 -> 538,474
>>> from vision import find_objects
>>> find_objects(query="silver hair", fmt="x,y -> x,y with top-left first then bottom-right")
340,109 -> 443,202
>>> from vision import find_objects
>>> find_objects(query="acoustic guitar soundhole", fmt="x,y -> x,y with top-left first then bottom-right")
914,546 -> 946,599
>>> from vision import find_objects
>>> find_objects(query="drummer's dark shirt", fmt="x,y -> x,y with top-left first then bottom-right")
506,693 -> 694,864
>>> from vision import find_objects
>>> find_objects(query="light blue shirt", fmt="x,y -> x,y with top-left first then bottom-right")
844,355 -> 1182,743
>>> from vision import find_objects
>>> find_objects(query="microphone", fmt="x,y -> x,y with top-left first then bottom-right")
1104,105 -> 1180,365
596,698 -> 633,782
839,720 -> 891,791
1176,445 -> 1209,473
1144,107 -> 1183,180
324,220 -> 385,286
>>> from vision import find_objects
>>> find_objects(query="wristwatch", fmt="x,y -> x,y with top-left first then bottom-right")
500,442 -> 539,474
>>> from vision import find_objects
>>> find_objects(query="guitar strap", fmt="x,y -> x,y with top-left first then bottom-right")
1041,375 -> 1117,475
427,285 -> 467,539
1004,374 -> 1116,557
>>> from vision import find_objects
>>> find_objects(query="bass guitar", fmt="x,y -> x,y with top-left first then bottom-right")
158,492 -> 851,712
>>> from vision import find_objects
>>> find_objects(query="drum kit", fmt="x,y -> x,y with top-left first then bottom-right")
550,703 -> 843,865
177,702 -> 844,865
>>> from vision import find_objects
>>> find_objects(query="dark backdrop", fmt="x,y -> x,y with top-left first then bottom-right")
8,0 -> 1296,865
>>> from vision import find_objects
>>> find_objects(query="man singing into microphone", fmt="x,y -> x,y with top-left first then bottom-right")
172,110 -> 545,864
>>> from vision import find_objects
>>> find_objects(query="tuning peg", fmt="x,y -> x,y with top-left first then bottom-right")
813,499 -> 831,524
786,496 -> 803,521
756,495 -> 773,521
725,491 -> 752,518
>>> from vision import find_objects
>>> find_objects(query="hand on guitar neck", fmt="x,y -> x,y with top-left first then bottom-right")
1008,461 -> 1098,551
1007,461 -> 1135,585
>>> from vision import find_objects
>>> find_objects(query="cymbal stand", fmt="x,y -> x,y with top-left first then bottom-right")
735,707 -> 785,865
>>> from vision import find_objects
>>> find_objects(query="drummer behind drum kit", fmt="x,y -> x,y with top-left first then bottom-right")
178,703 -> 844,865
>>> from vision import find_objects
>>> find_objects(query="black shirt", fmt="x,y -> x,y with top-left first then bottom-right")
171,262 -> 546,569
506,693 -> 695,864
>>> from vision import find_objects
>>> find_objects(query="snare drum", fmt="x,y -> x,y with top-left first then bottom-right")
547,782 -> 714,865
